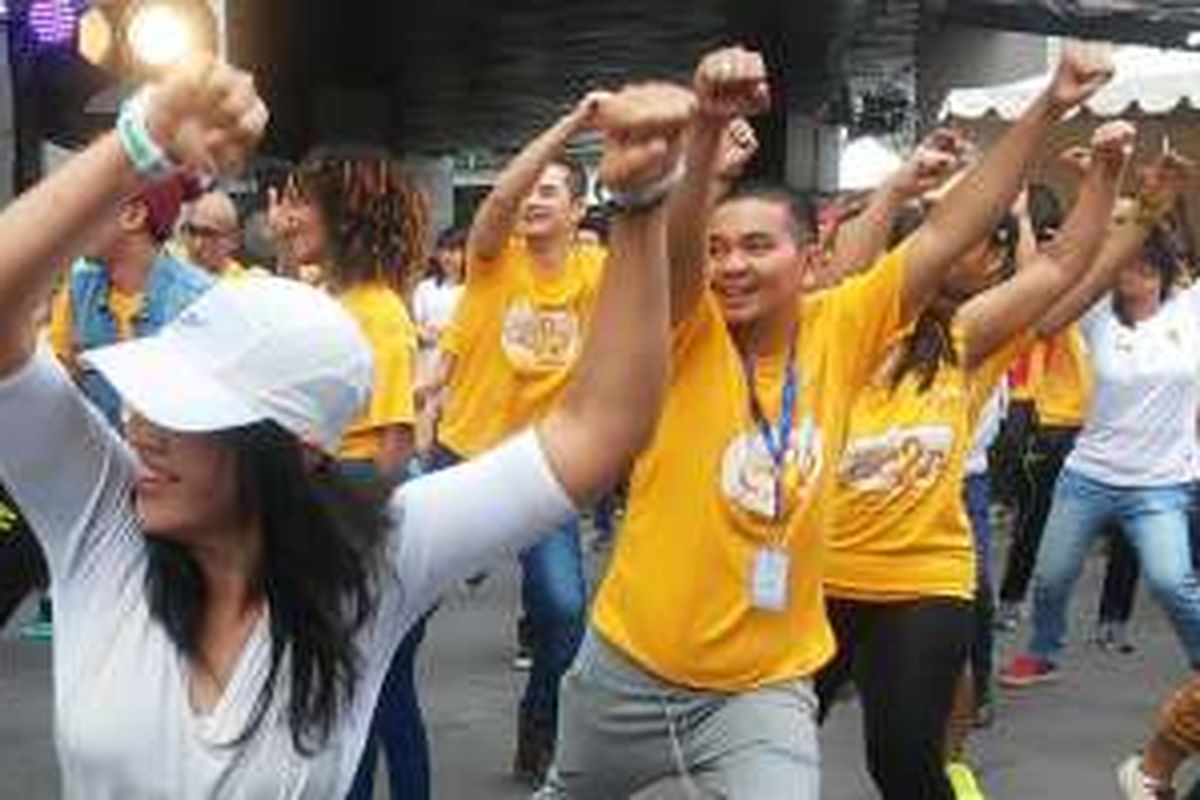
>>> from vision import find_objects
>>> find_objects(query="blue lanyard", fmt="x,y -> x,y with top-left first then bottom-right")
744,339 -> 800,520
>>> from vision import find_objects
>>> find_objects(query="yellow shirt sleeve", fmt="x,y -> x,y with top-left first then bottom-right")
48,285 -> 74,364
822,239 -> 909,392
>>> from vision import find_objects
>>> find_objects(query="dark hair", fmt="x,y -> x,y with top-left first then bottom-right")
718,182 -> 820,245
425,227 -> 467,285
1113,225 -> 1181,325
1027,183 -> 1063,244
144,422 -> 389,755
889,214 -> 1019,392
578,205 -> 611,244
290,145 -> 430,292
548,156 -> 588,201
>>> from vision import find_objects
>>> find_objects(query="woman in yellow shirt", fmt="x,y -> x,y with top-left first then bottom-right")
272,146 -> 427,799
814,122 -> 1132,799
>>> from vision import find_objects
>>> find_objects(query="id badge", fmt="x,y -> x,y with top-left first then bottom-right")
750,547 -> 790,612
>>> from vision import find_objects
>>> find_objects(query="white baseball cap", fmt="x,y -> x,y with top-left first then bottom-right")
81,276 -> 373,453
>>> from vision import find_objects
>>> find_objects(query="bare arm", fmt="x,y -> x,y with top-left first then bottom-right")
0,60 -> 267,377
826,130 -> 962,282
467,94 -> 605,264
538,84 -> 695,505
902,42 -> 1115,324
666,47 -> 768,325
1038,151 -> 1194,336
958,121 -> 1134,368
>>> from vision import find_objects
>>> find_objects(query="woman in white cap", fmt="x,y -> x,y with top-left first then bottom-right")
0,57 -> 695,798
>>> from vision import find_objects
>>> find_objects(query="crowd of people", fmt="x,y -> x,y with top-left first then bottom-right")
0,40 -> 1198,800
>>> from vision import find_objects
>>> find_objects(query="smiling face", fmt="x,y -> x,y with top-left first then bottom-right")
516,163 -> 585,243
126,413 -> 243,540
707,196 -> 816,326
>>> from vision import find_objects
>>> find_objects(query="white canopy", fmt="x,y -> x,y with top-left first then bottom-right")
838,136 -> 902,192
942,46 -> 1200,120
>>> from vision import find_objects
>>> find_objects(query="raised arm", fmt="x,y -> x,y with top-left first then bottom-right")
666,46 -> 768,325
825,129 -> 963,282
1038,151 -> 1194,336
901,42 -> 1114,323
957,121 -> 1134,368
538,83 -> 695,504
0,59 -> 266,377
467,92 -> 608,263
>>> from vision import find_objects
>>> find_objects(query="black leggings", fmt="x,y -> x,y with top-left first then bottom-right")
0,484 -> 47,627
816,597 -> 974,800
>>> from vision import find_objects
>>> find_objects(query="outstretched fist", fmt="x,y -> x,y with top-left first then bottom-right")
694,46 -> 770,122
717,117 -> 759,182
891,128 -> 969,199
1046,40 -> 1115,114
595,83 -> 697,196
144,56 -> 268,177
1088,120 -> 1137,175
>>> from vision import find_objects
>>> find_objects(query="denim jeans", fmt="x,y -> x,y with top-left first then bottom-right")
341,460 -> 430,800
964,473 -> 995,700
428,444 -> 585,735
1028,468 -> 1200,666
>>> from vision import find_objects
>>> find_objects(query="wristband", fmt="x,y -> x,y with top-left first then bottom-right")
603,158 -> 686,214
116,89 -> 178,179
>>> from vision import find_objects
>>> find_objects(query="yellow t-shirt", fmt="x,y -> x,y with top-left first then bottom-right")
591,244 -> 908,691
1029,325 -> 1092,428
48,284 -> 145,366
824,327 -> 1030,601
438,239 -> 606,456
337,283 -> 417,461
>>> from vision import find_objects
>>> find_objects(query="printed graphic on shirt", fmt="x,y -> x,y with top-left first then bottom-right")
720,416 -> 823,525
838,425 -> 955,496
500,299 -> 582,374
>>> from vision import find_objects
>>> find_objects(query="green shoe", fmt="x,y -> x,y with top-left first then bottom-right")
947,761 -> 987,800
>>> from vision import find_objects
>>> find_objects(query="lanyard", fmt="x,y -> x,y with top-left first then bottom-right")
744,338 -> 800,521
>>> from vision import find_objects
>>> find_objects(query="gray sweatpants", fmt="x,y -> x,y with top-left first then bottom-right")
534,629 -> 820,799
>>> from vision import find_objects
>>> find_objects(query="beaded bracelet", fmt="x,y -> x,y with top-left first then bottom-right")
116,89 -> 178,179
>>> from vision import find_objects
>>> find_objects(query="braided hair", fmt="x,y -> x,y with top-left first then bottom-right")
289,145 -> 430,293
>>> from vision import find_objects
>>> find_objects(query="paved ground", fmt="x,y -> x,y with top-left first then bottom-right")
2,534 -> 1198,799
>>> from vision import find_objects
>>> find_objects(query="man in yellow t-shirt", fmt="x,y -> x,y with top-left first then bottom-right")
539,43 -> 1110,799
431,89 -> 609,784
49,175 -> 213,430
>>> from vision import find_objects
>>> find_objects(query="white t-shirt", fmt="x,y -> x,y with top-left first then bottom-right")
1067,286 -> 1200,487
412,278 -> 464,343
966,383 -> 1007,477
0,348 -> 574,799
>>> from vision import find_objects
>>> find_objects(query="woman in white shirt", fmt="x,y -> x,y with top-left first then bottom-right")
0,59 -> 695,798
412,227 -> 466,349
1002,159 -> 1199,687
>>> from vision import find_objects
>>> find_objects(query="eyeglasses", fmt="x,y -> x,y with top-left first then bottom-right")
181,222 -> 235,239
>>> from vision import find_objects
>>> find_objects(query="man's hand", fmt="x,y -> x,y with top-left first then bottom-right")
888,128 -> 968,199
1045,41 -> 1115,115
144,56 -> 268,177
716,117 -> 759,182
1137,149 -> 1196,218
596,83 -> 696,196
694,46 -> 770,122
565,90 -> 614,135
1089,120 -> 1137,177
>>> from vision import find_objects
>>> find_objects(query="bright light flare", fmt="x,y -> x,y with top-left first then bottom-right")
127,3 -> 196,67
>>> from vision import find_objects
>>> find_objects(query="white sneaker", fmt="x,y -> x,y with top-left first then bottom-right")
1117,755 -> 1174,799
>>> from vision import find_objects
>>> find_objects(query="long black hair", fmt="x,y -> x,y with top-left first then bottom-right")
144,421 -> 390,755
889,210 -> 1019,392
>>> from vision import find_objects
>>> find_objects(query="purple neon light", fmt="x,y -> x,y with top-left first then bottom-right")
29,0 -> 80,45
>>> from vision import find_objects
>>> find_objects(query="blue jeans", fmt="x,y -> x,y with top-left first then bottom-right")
342,460 -> 429,800
964,473 -> 995,699
428,445 -> 585,734
1028,468 -> 1200,666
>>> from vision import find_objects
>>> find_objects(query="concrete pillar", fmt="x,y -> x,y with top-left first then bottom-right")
786,114 -> 841,193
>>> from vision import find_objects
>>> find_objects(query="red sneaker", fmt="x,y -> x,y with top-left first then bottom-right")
999,653 -> 1060,688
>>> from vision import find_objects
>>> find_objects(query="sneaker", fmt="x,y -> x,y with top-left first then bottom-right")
994,602 -> 1022,633
947,762 -> 987,800
512,645 -> 533,671
999,653 -> 1059,688
1117,755 -> 1175,799
1094,621 -> 1137,654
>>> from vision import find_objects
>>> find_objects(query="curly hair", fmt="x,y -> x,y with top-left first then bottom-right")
289,145 -> 430,292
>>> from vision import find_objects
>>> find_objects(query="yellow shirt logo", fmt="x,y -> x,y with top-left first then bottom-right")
501,299 -> 582,374
838,425 -> 955,496
719,415 -> 823,525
